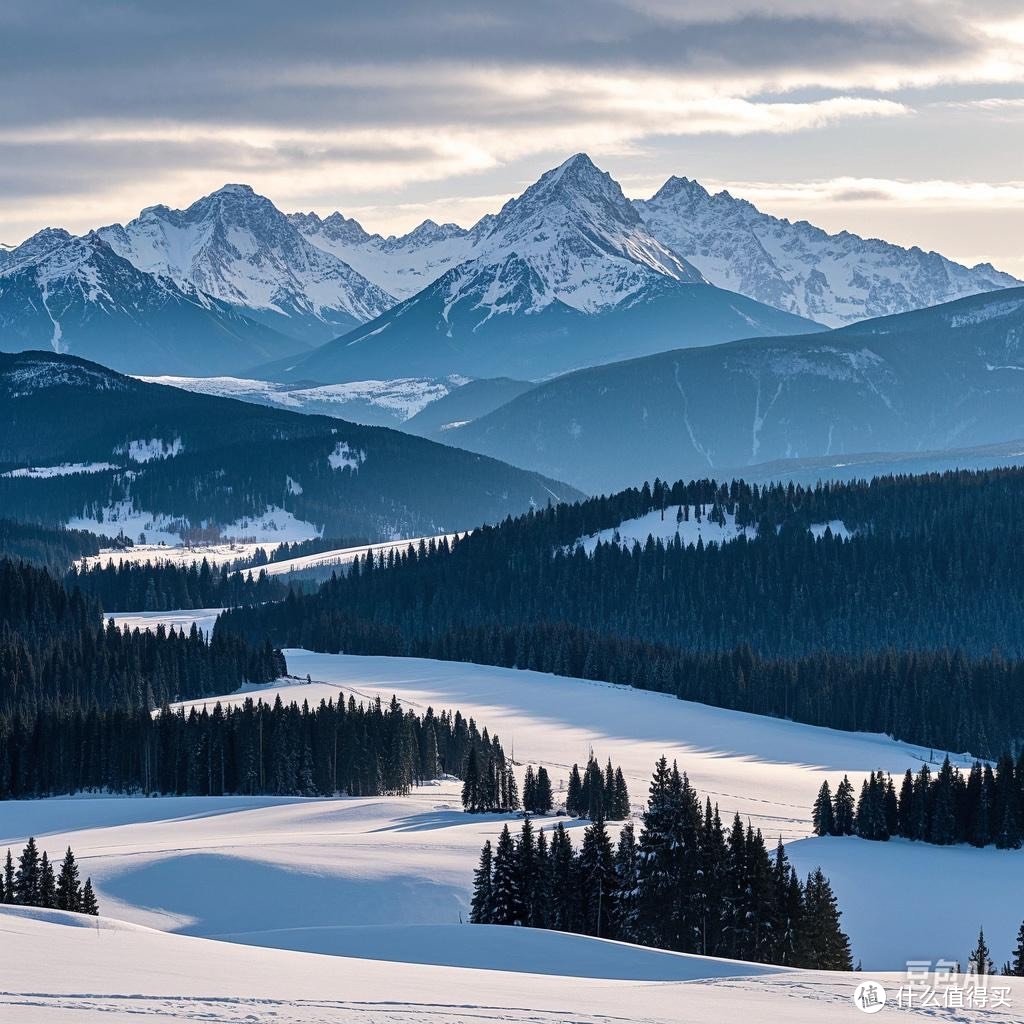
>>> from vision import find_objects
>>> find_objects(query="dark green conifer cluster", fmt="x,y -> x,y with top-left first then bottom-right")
564,755 -> 630,820
471,757 -> 852,970
68,558 -> 290,611
0,692 -> 502,799
0,839 -> 98,916
813,752 -> 1024,848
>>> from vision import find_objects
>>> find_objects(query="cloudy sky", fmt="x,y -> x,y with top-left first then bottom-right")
3,1 -> 1023,273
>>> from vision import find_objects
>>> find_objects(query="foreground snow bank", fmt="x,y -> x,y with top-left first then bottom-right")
5,907 -> 1011,1024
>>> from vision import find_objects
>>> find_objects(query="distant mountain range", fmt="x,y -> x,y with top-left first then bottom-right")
0,351 -> 580,539
1,153 -> 1016,380
0,232 -> 307,376
441,287 -> 1024,493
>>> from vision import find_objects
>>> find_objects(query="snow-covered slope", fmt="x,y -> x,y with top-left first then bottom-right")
30,628 -> 1017,973
98,184 -> 395,343
636,176 -> 1020,327
0,233 -> 305,375
137,374 -> 468,428
292,211 -> 476,300
4,908 -> 969,1024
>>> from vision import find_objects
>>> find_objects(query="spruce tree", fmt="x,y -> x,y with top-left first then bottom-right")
1008,920 -> 1024,977
613,768 -> 630,820
535,766 -> 553,814
523,766 -> 537,813
578,815 -> 617,938
38,853 -> 56,909
80,878 -> 99,916
566,764 -> 583,817
548,823 -> 579,933
461,748 -> 481,812
2,850 -> 13,903
490,825 -> 522,926
14,837 -> 41,906
812,781 -> 835,836
470,840 -> 494,924
56,847 -> 81,913
968,927 -> 994,975
833,777 -> 856,836
797,868 -> 853,970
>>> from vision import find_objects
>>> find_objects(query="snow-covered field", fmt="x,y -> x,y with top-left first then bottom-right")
20,627 -> 1019,976
10,906 -> 999,1024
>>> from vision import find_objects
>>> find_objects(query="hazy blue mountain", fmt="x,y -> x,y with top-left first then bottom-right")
0,351 -> 581,539
444,287 -> 1024,493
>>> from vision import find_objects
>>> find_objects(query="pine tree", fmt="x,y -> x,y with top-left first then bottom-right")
968,927 -> 994,976
522,766 -> 537,813
56,847 -> 81,913
613,768 -> 630,820
1007,920 -> 1024,977
797,868 -> 853,970
516,817 -> 539,927
812,781 -> 835,836
2,850 -> 13,903
566,764 -> 583,817
470,840 -> 494,924
535,766 -> 553,814
490,825 -> 522,926
833,777 -> 856,836
461,747 -> 481,812
14,837 -> 41,906
548,823 -> 579,933
37,853 -> 56,909
80,878 -> 99,916
578,815 -> 617,938
612,820 -> 638,935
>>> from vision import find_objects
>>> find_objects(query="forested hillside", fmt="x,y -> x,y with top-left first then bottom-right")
219,469 -> 1024,754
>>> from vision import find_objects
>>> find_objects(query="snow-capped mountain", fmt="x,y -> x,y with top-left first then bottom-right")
294,154 -> 702,309
635,176 -> 1020,327
0,232 -> 306,375
291,211 -> 477,300
265,155 -> 819,383
97,185 -> 396,343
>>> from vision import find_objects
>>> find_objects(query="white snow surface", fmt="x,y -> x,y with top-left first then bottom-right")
139,374 -> 466,423
328,441 -> 363,470
119,436 -> 183,462
1,461 -> 116,478
575,506 -> 754,553
6,907 -> 996,1024
68,502 -> 320,547
41,631 -> 1013,974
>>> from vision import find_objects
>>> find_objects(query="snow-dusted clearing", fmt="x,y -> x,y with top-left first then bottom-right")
0,461 -> 116,478
139,374 -> 466,423
8,907 -> 996,1024
68,502 -> 320,547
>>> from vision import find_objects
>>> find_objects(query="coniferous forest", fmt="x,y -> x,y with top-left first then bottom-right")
0,692 -> 505,799
813,751 -> 1024,849
470,757 -> 852,971
0,558 -> 283,713
67,558 -> 291,612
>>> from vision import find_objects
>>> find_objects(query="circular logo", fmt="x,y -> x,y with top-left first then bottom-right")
852,981 -> 887,1014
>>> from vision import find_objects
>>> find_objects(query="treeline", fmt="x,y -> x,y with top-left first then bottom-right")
471,757 -> 852,970
0,558 -> 284,713
1,839 -> 98,915
814,752 -> 1024,849
217,606 -> 1024,759
0,691 -> 505,799
67,558 -> 290,612
0,517 -> 124,573
216,468 -> 1024,756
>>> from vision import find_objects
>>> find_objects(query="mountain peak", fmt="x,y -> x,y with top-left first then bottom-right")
651,175 -> 710,204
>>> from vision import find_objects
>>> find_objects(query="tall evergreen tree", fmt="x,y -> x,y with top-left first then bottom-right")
470,840 -> 494,924
797,868 -> 853,970
14,837 -> 40,906
490,825 -> 522,926
968,927 -> 994,976
812,781 -> 835,836
56,848 -> 81,913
